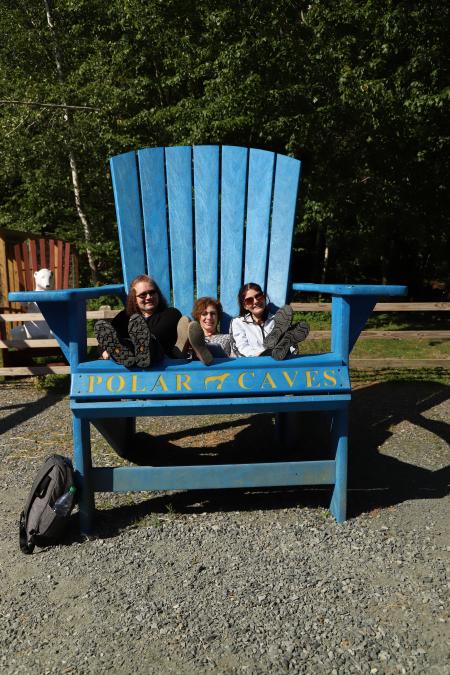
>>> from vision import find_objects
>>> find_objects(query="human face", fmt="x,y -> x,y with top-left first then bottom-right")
134,280 -> 159,317
243,289 -> 266,322
199,304 -> 218,337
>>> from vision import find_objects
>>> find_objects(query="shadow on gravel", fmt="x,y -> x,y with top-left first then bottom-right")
81,380 -> 450,538
0,393 -> 64,437
348,380 -> 449,518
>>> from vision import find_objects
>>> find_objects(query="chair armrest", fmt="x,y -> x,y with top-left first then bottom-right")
292,283 -> 408,297
8,284 -> 125,303
8,284 -> 125,367
292,283 -> 408,359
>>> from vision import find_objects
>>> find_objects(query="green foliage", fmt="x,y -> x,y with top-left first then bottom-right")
0,0 -> 448,293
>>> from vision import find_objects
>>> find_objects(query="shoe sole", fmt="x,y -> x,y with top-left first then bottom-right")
264,305 -> 293,350
271,321 -> 310,360
271,334 -> 292,361
188,322 -> 213,365
175,316 -> 190,353
94,321 -> 136,367
287,321 -> 310,344
128,314 -> 152,367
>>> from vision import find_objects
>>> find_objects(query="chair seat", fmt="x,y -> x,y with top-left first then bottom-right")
71,353 -> 350,401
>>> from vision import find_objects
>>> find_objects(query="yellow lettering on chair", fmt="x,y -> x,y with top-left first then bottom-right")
204,372 -> 230,391
152,374 -> 168,392
282,371 -> 299,388
88,375 -> 103,393
323,370 -> 337,387
106,375 -> 125,393
238,371 -> 255,390
305,370 -> 321,388
176,374 -> 191,391
261,372 -> 277,389
131,375 -> 146,393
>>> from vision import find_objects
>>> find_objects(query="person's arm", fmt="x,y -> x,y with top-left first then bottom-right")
230,318 -> 265,357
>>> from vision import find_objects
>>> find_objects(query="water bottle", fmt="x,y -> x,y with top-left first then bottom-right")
53,486 -> 77,517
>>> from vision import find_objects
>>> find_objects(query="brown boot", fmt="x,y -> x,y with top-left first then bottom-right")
187,321 -> 213,365
172,316 -> 190,358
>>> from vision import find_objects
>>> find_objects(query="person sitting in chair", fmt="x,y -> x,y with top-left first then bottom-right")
94,274 -> 181,367
174,296 -> 232,365
229,282 -> 309,359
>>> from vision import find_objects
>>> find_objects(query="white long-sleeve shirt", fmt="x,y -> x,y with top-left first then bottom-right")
229,313 -> 275,357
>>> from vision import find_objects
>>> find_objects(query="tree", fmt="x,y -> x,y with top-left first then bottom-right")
0,0 -> 448,293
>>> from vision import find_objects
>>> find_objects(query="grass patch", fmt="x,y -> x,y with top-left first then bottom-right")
366,312 -> 450,330
300,337 -> 449,360
294,310 -> 450,331
350,368 -> 449,384
34,374 -> 71,393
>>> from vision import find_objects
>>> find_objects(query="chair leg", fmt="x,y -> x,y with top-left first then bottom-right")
72,415 -> 95,535
93,417 -> 136,459
329,408 -> 348,523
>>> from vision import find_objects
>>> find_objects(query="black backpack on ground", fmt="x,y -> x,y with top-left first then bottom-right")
19,454 -> 76,554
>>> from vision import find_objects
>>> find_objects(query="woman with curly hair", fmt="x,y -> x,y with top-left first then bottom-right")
174,296 -> 232,365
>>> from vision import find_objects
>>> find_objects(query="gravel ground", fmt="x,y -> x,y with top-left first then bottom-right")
0,379 -> 449,674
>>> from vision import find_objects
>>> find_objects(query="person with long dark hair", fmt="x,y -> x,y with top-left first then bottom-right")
229,282 -> 309,360
94,274 -> 181,367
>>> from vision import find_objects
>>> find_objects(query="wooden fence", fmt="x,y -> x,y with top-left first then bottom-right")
0,228 -> 78,322
0,302 -> 449,377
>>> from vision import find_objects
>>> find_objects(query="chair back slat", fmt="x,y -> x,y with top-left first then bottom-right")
244,149 -> 275,289
110,145 -> 302,323
165,146 -> 194,315
110,151 -> 146,290
138,147 -> 171,304
220,146 -> 248,326
193,145 -> 219,299
266,154 -> 302,307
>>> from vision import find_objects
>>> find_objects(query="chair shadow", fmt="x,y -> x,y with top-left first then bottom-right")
0,392 -> 64,437
79,380 -> 449,538
347,380 -> 449,517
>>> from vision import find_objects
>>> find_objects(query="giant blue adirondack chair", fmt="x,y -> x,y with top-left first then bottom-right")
10,146 -> 407,534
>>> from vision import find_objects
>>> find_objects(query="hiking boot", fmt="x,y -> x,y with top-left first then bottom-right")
128,314 -> 152,367
172,315 -> 190,358
263,304 -> 293,350
188,321 -> 213,365
94,320 -> 136,367
271,321 -> 310,361
288,320 -> 310,345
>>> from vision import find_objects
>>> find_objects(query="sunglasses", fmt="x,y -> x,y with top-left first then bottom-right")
243,291 -> 265,307
136,289 -> 157,299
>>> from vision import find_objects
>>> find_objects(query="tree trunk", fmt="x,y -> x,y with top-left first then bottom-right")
321,229 -> 329,284
43,0 -> 98,284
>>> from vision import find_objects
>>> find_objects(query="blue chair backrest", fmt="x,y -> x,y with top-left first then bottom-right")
110,145 -> 302,329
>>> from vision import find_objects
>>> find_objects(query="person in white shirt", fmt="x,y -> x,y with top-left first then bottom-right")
229,282 -> 309,360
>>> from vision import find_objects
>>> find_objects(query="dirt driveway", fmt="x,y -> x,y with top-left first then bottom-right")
0,378 -> 448,674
